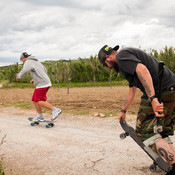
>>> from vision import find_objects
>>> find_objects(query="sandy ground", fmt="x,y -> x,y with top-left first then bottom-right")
0,107 -> 170,175
0,86 -> 173,174
0,86 -> 141,115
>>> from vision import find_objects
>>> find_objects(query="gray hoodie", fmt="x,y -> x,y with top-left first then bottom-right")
17,56 -> 51,88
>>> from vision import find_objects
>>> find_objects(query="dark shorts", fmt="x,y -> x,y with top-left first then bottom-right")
32,87 -> 50,102
136,88 -> 175,142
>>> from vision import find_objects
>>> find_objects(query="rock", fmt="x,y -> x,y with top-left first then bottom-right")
93,112 -> 99,117
99,113 -> 105,118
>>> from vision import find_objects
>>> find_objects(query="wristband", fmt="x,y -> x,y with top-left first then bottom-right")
149,95 -> 156,102
121,109 -> 126,113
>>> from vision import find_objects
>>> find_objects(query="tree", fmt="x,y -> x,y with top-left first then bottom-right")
6,63 -> 19,82
1,46 -> 174,85
151,46 -> 175,73
89,55 -> 100,86
65,62 -> 71,94
159,46 -> 175,73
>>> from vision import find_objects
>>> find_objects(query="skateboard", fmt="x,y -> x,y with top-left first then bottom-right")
119,120 -> 170,172
28,117 -> 55,128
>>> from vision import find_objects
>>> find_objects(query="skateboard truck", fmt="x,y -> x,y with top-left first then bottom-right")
153,124 -> 163,134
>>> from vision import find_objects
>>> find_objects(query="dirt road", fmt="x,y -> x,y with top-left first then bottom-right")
0,107 -> 169,175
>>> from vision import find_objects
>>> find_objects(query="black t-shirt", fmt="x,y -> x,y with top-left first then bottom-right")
116,47 -> 175,98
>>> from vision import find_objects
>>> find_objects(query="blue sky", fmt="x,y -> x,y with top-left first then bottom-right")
0,0 -> 175,66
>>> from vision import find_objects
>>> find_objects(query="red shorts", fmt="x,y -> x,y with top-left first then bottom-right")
32,87 -> 50,102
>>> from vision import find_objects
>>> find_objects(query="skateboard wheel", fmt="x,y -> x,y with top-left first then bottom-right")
45,124 -> 50,128
31,123 -> 34,126
120,133 -> 127,139
50,123 -> 54,127
149,163 -> 157,172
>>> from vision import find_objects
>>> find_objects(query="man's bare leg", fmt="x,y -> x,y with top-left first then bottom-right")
155,138 -> 175,167
169,144 -> 175,153
34,102 -> 42,113
34,101 -> 62,121
37,101 -> 54,110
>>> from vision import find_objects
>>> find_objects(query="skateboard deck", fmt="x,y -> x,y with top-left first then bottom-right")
28,117 -> 55,128
119,120 -> 170,172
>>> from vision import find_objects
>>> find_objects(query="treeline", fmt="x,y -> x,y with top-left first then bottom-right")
150,46 -> 175,73
0,55 -> 123,86
0,46 -> 175,86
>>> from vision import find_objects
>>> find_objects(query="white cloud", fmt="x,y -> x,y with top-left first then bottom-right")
0,0 -> 175,66
108,18 -> 175,51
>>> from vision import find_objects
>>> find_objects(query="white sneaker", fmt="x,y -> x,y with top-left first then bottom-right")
33,115 -> 45,122
51,108 -> 62,121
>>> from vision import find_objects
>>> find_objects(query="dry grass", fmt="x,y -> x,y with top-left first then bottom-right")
0,86 -> 142,116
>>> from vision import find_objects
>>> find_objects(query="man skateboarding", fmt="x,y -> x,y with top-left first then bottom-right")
98,45 -> 175,174
16,52 -> 62,121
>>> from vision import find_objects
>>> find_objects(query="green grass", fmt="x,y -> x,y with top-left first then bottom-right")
42,108 -> 52,114
5,103 -> 31,109
0,80 -> 9,88
0,163 -> 4,175
68,109 -> 89,116
60,80 -> 128,88
1,80 -> 128,89
0,132 -> 6,175
103,111 -> 119,118
4,83 -> 34,89
128,110 -> 136,115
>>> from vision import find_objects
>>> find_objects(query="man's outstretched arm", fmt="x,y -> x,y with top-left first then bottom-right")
118,86 -> 137,121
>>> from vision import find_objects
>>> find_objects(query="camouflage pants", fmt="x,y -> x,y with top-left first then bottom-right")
136,89 -> 175,142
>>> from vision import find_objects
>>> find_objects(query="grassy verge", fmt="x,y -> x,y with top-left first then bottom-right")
1,80 -> 128,89
0,132 -> 6,175
0,164 -> 4,175
5,103 -> 31,109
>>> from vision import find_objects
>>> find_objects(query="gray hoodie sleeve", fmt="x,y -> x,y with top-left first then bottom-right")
17,61 -> 31,79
